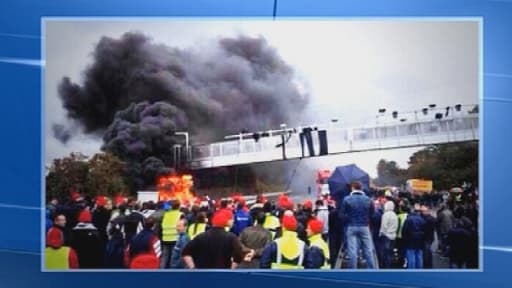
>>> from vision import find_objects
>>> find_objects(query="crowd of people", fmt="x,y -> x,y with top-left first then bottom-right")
45,182 -> 479,270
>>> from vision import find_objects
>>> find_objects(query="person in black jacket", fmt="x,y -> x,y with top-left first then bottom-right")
448,206 -> 474,268
92,197 -> 111,255
420,205 -> 436,268
296,200 -> 314,244
70,209 -> 103,268
328,205 -> 342,268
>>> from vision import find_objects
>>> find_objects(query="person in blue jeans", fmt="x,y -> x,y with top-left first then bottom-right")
341,181 -> 376,269
402,203 -> 426,269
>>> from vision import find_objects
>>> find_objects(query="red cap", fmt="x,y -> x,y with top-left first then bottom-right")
307,217 -> 324,235
114,195 -> 126,206
71,191 -> 82,202
278,194 -> 294,210
282,212 -> 297,231
96,196 -> 107,207
303,200 -> 313,210
234,194 -> 246,206
78,209 -> 92,223
46,227 -> 63,248
212,209 -> 232,228
257,195 -> 267,204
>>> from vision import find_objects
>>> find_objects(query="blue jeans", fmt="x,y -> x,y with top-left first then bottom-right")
160,242 -> 176,269
346,226 -> 376,269
406,249 -> 423,269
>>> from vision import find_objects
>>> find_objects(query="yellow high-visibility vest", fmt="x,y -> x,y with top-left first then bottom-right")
187,223 -> 206,240
263,213 -> 280,240
271,230 -> 305,269
45,247 -> 70,269
397,213 -> 408,239
162,210 -> 181,242
308,234 -> 330,269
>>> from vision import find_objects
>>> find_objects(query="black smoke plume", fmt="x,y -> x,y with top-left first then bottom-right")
56,32 -> 310,191
52,123 -> 72,144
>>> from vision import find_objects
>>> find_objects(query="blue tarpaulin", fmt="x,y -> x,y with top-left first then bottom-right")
328,164 -> 370,204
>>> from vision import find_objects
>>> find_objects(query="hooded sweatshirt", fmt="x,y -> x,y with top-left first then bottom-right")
379,201 -> 398,240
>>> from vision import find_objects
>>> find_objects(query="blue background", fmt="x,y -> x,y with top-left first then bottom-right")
0,0 -> 511,287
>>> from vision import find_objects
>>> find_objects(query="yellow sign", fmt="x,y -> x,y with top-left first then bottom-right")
407,179 -> 433,193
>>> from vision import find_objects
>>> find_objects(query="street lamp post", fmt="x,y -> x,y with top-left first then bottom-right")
175,132 -> 189,162
173,144 -> 182,170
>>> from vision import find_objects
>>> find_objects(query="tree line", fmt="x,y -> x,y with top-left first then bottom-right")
373,141 -> 478,191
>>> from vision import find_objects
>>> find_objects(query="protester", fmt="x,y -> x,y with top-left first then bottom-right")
46,209 -> 53,233
402,203 -> 426,269
307,217 -> 330,269
328,201 -> 343,268
151,201 -> 165,240
103,218 -> 126,268
125,216 -> 161,269
124,204 -> 145,247
51,214 -> 71,246
70,209 -> 103,268
47,198 -> 58,219
170,218 -> 190,268
420,205 -> 436,269
232,202 -> 252,236
188,211 -> 208,240
260,211 -> 312,269
437,204 -> 455,257
160,200 -> 183,268
341,181 -> 376,269
371,201 -> 383,266
60,192 -> 86,231
447,206 -> 473,268
239,211 -> 272,268
379,200 -> 398,269
92,196 -> 111,253
182,209 -> 245,269
141,201 -> 157,219
262,202 -> 281,240
296,200 -> 314,243
45,228 -> 79,269
314,199 -> 329,241
396,200 -> 410,267
107,204 -> 128,240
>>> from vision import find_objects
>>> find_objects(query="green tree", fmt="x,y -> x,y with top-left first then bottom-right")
45,152 -> 90,200
407,142 -> 478,190
86,153 -> 128,197
46,152 -> 130,200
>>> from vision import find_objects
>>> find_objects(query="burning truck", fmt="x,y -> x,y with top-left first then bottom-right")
137,174 -> 195,204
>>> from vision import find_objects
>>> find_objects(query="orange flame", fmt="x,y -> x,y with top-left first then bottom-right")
157,174 -> 194,204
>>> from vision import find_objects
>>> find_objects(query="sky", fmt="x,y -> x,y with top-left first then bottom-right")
44,19 -> 479,178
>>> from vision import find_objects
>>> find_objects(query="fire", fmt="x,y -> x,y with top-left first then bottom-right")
157,174 -> 194,203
